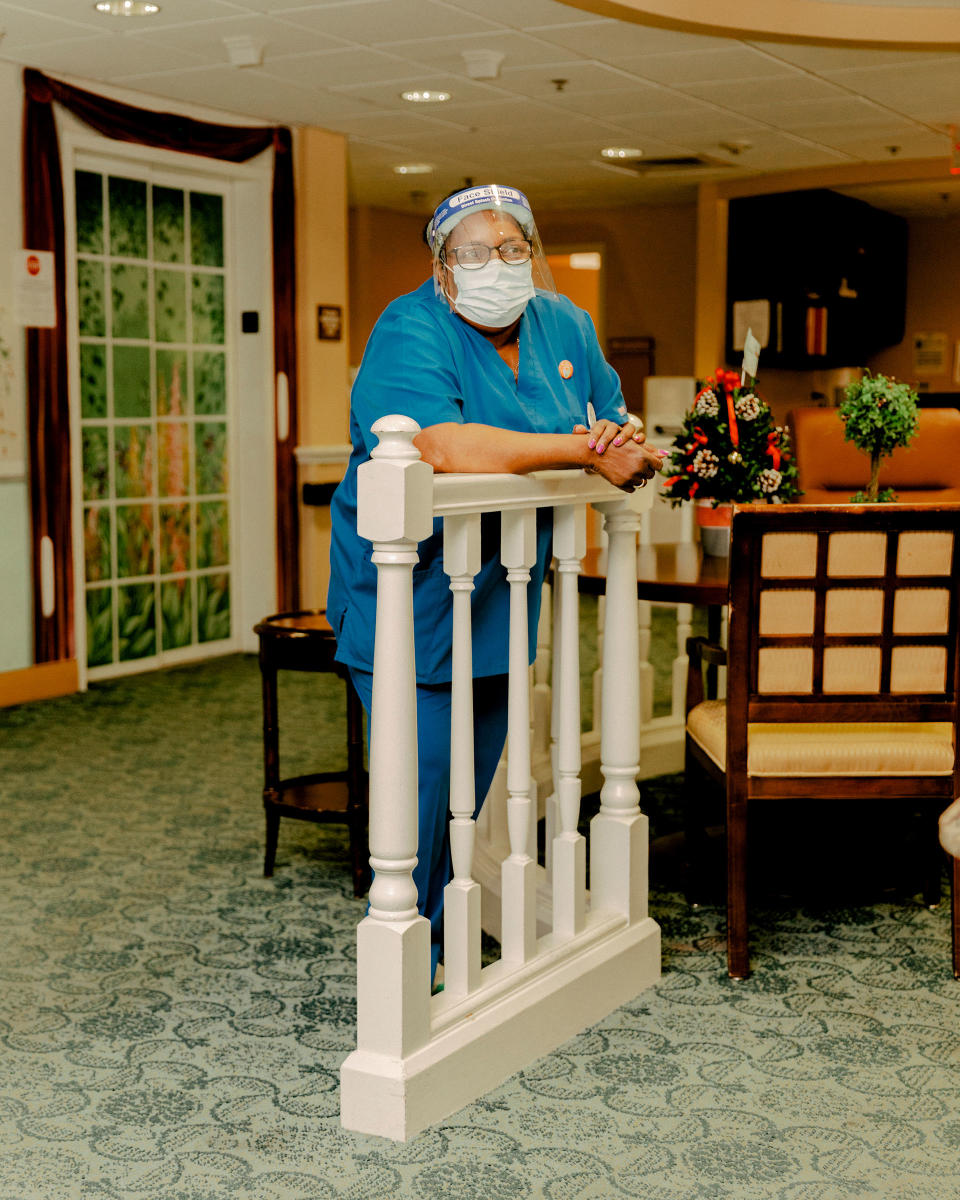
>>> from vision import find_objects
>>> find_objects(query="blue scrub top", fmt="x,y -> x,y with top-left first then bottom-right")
327,279 -> 627,685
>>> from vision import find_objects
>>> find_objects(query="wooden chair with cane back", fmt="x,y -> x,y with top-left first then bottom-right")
684,503 -> 960,979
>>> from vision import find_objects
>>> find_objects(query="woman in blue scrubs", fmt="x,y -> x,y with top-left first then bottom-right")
328,184 -> 662,980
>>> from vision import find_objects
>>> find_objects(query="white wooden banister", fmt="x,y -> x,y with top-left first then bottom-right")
590,501 -> 647,922
443,512 -> 482,998
347,415 -> 433,1080
552,504 -> 586,939
341,416 -> 661,1141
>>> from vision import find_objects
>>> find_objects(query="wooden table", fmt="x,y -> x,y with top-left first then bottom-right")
580,541 -> 728,623
578,542 -> 729,695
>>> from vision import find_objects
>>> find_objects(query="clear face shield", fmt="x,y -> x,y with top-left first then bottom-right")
425,185 -> 557,328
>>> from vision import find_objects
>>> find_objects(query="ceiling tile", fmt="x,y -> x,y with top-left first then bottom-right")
524,16 -> 732,59
112,63 -> 329,124
746,39 -> 958,73
257,46 -> 416,88
376,29 -> 574,73
278,0 -> 499,43
730,95 -> 891,129
678,73 -> 852,112
437,0 -> 600,29
495,61 -> 658,98
326,72 -> 504,106
819,58 -> 960,119
0,3 -> 114,43
11,33 -> 208,77
128,13 -> 351,59
625,45 -> 804,86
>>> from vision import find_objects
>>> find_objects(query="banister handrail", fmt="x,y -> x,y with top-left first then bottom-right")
432,468 -> 651,517
341,415 -> 661,1141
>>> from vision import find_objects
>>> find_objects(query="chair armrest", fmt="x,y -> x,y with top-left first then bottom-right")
685,636 -> 727,713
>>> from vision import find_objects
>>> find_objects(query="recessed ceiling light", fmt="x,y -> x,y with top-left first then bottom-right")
393,164 -> 434,175
400,90 -> 451,104
601,147 -> 643,160
94,1 -> 160,14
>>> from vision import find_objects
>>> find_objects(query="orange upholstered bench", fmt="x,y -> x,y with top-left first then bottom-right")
789,405 -> 960,504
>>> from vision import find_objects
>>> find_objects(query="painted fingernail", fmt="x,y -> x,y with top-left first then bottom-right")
613,437 -> 623,446
597,443 -> 605,454
588,438 -> 596,449
657,449 -> 669,457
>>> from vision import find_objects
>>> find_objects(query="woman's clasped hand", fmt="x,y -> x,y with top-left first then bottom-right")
572,418 -> 664,491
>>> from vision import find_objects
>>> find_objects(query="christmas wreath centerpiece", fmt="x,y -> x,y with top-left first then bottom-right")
660,367 -> 800,512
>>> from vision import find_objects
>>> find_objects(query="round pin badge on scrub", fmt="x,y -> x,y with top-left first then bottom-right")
558,360 -> 574,379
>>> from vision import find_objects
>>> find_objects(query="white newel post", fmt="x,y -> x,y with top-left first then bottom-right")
589,498 -> 647,922
443,512 -> 483,998
340,416 -> 435,1135
500,507 -> 538,964
552,505 -> 586,938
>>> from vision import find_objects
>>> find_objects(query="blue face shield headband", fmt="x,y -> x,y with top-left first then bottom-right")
427,183 -> 558,314
426,184 -> 534,252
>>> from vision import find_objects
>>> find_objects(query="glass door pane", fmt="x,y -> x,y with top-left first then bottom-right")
75,167 -> 232,674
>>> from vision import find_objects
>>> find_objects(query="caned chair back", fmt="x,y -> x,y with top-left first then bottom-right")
686,503 -> 960,978
727,504 -> 960,792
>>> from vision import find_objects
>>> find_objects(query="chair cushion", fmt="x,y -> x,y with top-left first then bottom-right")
687,700 -> 955,776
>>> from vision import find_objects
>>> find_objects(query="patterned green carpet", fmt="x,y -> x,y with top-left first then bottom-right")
1,650 -> 958,1199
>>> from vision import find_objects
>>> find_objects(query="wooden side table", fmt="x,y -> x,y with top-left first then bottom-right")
254,610 -> 369,897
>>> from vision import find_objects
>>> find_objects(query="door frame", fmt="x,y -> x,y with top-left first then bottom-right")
62,129 -> 276,688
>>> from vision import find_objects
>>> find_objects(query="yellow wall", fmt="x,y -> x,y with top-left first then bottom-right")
869,213 -> 960,394
295,126 -> 351,610
349,205 -> 431,366
536,205 -> 697,376
347,202 -> 698,377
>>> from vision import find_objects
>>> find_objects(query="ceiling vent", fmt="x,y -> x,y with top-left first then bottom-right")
600,154 -> 736,175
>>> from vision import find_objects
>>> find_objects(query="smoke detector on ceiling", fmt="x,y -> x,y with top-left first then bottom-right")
223,35 -> 263,68
461,49 -> 505,79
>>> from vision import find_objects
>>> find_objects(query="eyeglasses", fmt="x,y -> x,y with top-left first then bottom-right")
444,239 -> 532,270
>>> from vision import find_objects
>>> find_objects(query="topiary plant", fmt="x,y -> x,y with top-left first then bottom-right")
838,371 -> 919,502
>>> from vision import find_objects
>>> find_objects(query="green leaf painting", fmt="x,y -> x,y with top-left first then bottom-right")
77,169 -> 232,671
157,349 -> 188,416
159,504 -> 191,574
197,573 -> 230,643
153,186 -> 185,264
118,583 -> 156,661
190,192 -> 224,267
109,176 -> 147,259
85,587 -> 113,667
161,578 -> 193,650
195,423 -> 227,495
193,351 -> 225,415
114,425 -> 154,498
155,269 -> 187,343
158,422 -> 190,498
197,501 -> 229,569
75,171 -> 103,254
113,345 -> 151,419
78,260 -> 106,338
82,427 -> 110,502
111,264 -> 149,340
83,506 -> 111,583
79,343 -> 107,419
116,504 -> 154,578
192,274 -> 224,345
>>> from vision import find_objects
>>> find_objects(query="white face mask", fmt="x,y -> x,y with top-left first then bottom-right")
450,258 -> 535,328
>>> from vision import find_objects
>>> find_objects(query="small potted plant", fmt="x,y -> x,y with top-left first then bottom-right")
838,371 -> 919,502
660,367 -> 800,553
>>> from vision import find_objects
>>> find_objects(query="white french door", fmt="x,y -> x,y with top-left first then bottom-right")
65,140 -> 276,683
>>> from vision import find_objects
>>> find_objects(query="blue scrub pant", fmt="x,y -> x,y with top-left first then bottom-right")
348,668 -> 509,980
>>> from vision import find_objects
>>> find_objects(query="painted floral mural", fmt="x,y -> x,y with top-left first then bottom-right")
76,169 -> 231,670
